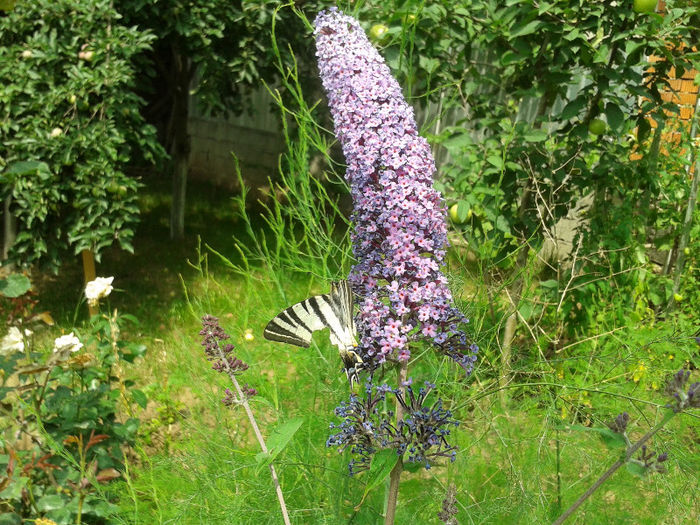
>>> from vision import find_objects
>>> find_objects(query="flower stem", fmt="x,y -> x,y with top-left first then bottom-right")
216,345 -> 291,525
552,410 -> 676,525
385,360 -> 409,525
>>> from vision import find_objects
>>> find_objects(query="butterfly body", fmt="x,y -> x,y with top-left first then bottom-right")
264,281 -> 363,387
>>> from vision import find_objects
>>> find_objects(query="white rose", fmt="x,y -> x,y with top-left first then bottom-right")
49,127 -> 63,138
0,326 -> 32,355
53,332 -> 83,354
85,276 -> 114,306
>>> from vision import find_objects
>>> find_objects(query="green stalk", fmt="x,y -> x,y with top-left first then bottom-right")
552,410 -> 676,525
384,360 -> 409,525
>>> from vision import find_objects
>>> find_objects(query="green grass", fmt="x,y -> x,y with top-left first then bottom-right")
29,178 -> 699,524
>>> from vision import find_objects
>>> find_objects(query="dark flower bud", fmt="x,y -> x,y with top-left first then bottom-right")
607,412 -> 629,434
437,484 -> 458,525
665,369 -> 699,412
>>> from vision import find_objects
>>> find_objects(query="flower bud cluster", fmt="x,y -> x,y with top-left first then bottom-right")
607,412 -> 630,434
665,369 -> 700,412
327,381 -> 458,473
636,445 -> 669,475
200,315 -> 256,405
200,315 -> 249,375
222,385 -> 257,406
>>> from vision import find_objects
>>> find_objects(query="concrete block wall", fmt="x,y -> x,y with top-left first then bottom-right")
188,88 -> 286,196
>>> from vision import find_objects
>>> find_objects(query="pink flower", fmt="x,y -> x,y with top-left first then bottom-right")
314,9 -> 477,374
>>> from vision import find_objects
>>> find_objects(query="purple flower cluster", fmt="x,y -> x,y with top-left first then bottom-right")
327,381 -> 458,473
314,9 -> 477,371
393,382 -> 459,469
200,315 -> 249,375
200,315 -> 256,404
665,369 -> 700,412
326,383 -> 391,474
607,412 -> 630,434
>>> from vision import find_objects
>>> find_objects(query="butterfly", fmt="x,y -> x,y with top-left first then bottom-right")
263,281 -> 363,387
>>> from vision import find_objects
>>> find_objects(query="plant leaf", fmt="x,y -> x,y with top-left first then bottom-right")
0,274 -> 31,298
255,417 -> 303,469
358,449 -> 399,507
131,389 -> 147,409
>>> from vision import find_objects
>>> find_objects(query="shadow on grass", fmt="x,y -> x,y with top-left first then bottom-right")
33,174 -> 251,327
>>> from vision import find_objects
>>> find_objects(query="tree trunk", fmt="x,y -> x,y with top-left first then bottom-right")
668,95 -> 700,310
82,249 -> 97,317
499,90 -> 553,404
168,48 -> 192,240
2,195 -> 16,262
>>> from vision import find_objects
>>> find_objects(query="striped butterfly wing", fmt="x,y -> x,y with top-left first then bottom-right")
263,293 -> 332,348
326,281 -> 357,351
264,281 -> 363,387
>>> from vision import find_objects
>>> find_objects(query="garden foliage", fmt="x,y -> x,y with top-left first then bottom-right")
0,279 -> 146,524
0,0 -> 162,271
0,0 -> 698,523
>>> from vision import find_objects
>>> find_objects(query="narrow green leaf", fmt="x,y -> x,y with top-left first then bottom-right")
256,417 -> 304,469
510,20 -> 542,37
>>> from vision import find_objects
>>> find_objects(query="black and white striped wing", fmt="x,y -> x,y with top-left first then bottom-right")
263,281 -> 356,350
327,280 -> 357,352
263,294 -> 331,348
264,281 -> 362,387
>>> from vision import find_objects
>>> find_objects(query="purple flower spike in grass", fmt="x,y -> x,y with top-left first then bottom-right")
314,9 -> 476,372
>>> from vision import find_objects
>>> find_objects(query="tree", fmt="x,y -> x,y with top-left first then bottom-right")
0,0 -> 162,271
120,0 -> 324,239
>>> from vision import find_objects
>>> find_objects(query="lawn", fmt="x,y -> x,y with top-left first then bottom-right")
22,176 -> 697,524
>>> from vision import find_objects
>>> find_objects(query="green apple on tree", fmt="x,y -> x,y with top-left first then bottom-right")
633,0 -> 657,14
588,118 -> 606,135
369,24 -> 389,43
449,202 -> 471,224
